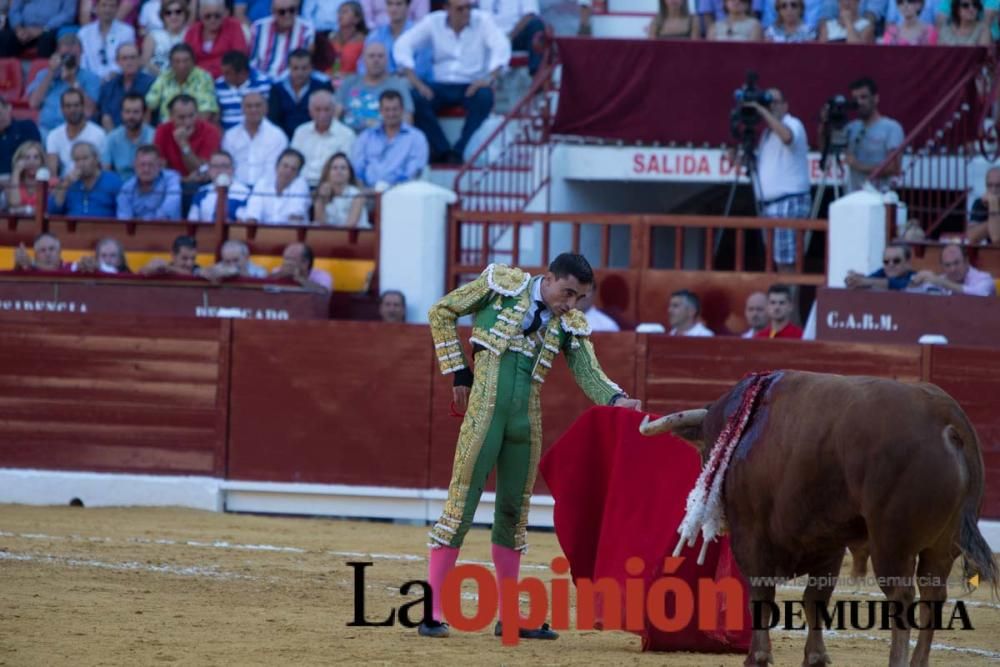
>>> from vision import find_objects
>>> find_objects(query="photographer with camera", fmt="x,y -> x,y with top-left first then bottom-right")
837,76 -> 904,193
744,87 -> 810,272
26,33 -> 101,138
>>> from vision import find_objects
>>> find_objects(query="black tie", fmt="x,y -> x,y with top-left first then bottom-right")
524,301 -> 546,335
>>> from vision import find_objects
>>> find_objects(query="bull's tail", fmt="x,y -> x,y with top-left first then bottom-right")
945,423 -> 1000,598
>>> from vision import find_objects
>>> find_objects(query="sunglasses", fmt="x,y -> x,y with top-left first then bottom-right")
960,2 -> 979,7
778,2 -> 801,8
452,4 -> 473,10
164,8 -> 185,15
202,12 -> 223,19
883,257 -> 904,266
275,7 -> 298,15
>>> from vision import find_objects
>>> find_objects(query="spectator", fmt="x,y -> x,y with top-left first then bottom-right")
271,241 -> 333,293
268,48 -> 335,138
243,148 -> 311,223
141,0 -> 190,77
0,0 -> 76,57
291,89 -> 357,186
138,0 -> 166,34
483,0 -> 546,74
188,150 -> 252,222
362,0 -> 429,28
313,152 -> 368,226
938,0 -> 991,44
75,237 -> 130,273
885,0 -> 937,23
203,238 -> 269,279
328,1 -> 368,78
667,289 -> 715,336
754,284 -> 802,338
764,0 -> 816,40
648,0 -> 701,39
185,0 -> 248,79
249,0 -> 316,79
27,33 -> 102,136
302,0 -> 343,35
361,0 -> 433,79
79,0 -> 137,80
235,0 -> 272,25
741,291 -> 768,338
337,42 -> 413,134
77,0 -> 140,25
699,0 -> 763,36
102,93 -> 155,181
0,98 -> 42,175
911,244 -> 996,296
49,141 -> 122,217
379,289 -> 406,322
46,89 -> 108,177
145,43 -> 219,121
351,89 -> 427,188
745,88 -> 810,272
13,232 -> 71,271
222,92 -> 290,185
98,43 -> 155,130
844,241 -> 915,290
5,141 -> 47,214
576,288 -> 620,332
140,234 -> 201,275
818,0 -> 876,41
394,0 -> 511,164
153,93 -> 222,183
116,144 -> 182,219
842,77 -> 903,192
882,0 -> 938,42
966,166 -> 1000,245
709,0 -> 764,39
215,51 -> 272,131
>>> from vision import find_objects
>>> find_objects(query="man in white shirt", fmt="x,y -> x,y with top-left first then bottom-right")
393,0 -> 510,163
78,0 -> 136,80
222,92 -> 289,185
745,88 -> 810,273
741,291 -> 768,338
481,0 -> 545,74
46,88 -> 107,177
667,289 -> 714,337
188,150 -> 252,222
576,287 -> 619,332
290,89 -> 357,186
242,147 -> 311,224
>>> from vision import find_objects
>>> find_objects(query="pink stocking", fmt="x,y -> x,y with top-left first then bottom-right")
428,546 -> 460,621
492,543 -> 521,619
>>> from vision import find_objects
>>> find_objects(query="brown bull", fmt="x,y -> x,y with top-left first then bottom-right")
640,370 -> 998,667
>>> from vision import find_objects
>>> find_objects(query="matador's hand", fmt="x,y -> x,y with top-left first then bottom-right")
453,386 -> 470,413
613,397 -> 642,411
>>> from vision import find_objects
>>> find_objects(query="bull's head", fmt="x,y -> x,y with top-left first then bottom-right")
639,408 -> 709,457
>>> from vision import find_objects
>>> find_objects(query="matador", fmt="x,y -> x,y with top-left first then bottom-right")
420,253 -> 642,639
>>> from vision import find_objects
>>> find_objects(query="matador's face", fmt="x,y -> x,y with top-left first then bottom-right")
541,273 -> 588,317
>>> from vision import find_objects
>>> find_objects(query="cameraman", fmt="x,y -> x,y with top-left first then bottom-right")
745,88 -> 810,273
838,76 -> 903,192
26,32 -> 100,138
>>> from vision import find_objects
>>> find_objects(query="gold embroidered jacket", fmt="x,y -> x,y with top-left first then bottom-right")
428,263 -> 624,405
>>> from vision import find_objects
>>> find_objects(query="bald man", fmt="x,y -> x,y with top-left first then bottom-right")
222,90 -> 289,184
741,292 -> 768,338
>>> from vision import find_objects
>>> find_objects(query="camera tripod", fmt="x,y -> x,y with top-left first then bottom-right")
723,137 -> 763,218
810,140 -> 847,219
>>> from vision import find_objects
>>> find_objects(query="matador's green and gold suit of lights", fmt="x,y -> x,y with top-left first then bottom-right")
428,263 -> 626,552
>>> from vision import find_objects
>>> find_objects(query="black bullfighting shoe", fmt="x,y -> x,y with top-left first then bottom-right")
417,620 -> 450,638
493,621 -> 559,640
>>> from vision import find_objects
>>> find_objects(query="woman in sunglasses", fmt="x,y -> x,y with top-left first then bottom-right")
939,0 -> 992,44
818,0 -> 875,42
142,0 -> 190,76
882,0 -> 938,43
184,0 -> 249,78
764,0 -> 815,41
647,0 -> 700,39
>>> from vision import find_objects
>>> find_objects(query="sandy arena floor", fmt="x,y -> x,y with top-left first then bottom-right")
1,505 -> 998,666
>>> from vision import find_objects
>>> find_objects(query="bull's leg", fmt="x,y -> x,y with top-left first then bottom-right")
848,543 -> 869,580
801,551 -> 844,667
870,547 -> 917,667
746,582 -> 776,666
909,548 -> 955,667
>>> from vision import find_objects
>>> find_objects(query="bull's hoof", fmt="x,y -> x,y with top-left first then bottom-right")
745,650 -> 774,666
803,651 -> 832,666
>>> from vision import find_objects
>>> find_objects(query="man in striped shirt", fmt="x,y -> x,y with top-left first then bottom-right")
215,50 -> 272,131
249,0 -> 315,79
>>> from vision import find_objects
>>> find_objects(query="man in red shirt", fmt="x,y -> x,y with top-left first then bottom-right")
755,284 -> 803,339
153,93 -> 221,184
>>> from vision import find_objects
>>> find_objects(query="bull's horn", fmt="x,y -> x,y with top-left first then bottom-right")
640,409 -> 708,436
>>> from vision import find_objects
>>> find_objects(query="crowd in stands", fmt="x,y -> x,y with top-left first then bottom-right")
634,0 -> 994,45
